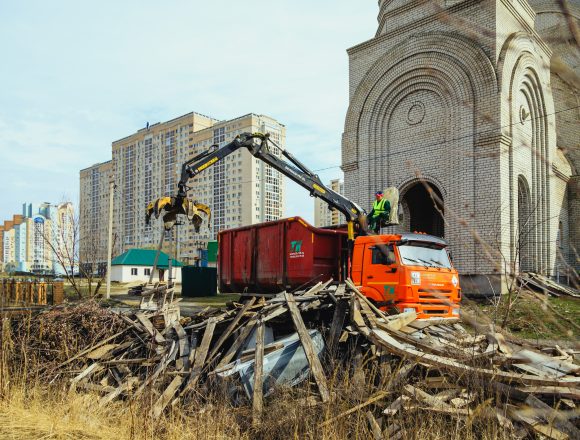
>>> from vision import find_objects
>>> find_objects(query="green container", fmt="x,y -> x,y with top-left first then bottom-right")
207,241 -> 218,263
181,266 -> 217,297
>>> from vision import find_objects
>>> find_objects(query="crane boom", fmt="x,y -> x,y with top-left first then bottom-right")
176,132 -> 367,240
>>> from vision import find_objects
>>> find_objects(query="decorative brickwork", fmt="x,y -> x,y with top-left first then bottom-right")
343,0 -> 577,294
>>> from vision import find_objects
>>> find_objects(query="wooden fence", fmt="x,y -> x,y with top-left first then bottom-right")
0,279 -> 64,307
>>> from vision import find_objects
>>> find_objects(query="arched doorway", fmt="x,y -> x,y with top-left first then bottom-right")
402,182 -> 444,237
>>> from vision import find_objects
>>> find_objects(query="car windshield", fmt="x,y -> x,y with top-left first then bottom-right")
397,243 -> 452,269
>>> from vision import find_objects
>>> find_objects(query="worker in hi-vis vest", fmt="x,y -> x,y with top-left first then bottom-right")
367,190 -> 391,233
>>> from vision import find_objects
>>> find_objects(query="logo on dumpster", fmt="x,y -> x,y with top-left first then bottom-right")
289,240 -> 304,259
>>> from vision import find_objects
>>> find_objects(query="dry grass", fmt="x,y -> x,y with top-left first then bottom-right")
0,350 -> 517,440
0,372 -> 517,440
0,303 -> 520,440
0,379 -> 249,440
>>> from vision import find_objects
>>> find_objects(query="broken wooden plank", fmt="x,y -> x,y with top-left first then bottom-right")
215,303 -> 288,370
179,317 -> 217,395
206,297 -> 256,363
387,362 -> 416,389
172,321 -> 189,358
70,363 -> 103,391
514,363 -> 566,378
368,328 -> 580,386
348,283 -> 387,320
302,278 -> 333,296
434,388 -> 462,403
404,405 -> 471,417
135,312 -> 166,344
382,311 -> 417,331
327,299 -> 348,354
99,376 -> 139,406
517,386 -> 580,400
56,328 -> 129,369
252,319 -> 265,426
215,319 -> 258,369
86,344 -> 120,360
403,384 -> 454,410
486,327 -> 512,355
285,291 -> 330,403
192,317 -> 217,372
510,348 -> 579,375
320,391 -> 390,427
509,408 -> 569,440
133,341 -> 178,397
101,358 -> 154,365
238,342 -> 285,364
523,394 -> 580,439
152,375 -> 185,418
383,395 -> 411,416
366,411 -> 384,440
384,423 -> 403,440
350,298 -> 370,336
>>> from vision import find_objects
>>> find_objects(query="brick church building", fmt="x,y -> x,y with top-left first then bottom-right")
342,0 -> 578,294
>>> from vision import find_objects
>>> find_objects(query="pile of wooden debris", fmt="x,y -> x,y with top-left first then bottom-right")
519,272 -> 579,298
55,280 -> 578,438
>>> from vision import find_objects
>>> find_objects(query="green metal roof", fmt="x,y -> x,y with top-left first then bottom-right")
111,249 -> 183,269
207,241 -> 218,263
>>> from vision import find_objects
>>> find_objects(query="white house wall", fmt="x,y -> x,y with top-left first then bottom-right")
110,265 -> 182,283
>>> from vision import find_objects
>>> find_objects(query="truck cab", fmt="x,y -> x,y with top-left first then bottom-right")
350,233 -> 461,319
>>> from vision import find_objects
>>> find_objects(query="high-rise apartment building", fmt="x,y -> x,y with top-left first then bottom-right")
111,112 -> 218,256
79,161 -> 113,270
187,114 -> 285,244
2,219 -> 16,268
0,203 -> 74,274
314,179 -> 345,227
80,111 -> 285,264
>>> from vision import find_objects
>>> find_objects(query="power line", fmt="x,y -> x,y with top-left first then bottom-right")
309,104 -> 580,174
115,103 -> 579,215
176,103 -> 579,197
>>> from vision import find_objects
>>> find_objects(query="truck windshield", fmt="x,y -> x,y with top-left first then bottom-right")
398,244 -> 452,269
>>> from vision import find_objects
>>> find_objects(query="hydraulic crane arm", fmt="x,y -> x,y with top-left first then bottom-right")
177,132 -> 367,240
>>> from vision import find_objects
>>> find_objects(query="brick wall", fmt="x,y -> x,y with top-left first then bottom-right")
342,0 -> 572,294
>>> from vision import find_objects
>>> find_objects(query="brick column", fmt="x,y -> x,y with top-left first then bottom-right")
568,175 -> 580,273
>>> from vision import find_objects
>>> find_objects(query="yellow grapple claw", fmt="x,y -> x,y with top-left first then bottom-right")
145,195 -> 212,231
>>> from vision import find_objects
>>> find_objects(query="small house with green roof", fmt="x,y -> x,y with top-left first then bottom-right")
111,249 -> 184,283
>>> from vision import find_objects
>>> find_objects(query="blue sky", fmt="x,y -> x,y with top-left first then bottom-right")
0,0 -> 377,224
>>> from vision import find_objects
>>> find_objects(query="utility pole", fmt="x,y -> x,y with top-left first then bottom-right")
175,221 -> 180,264
169,221 -> 183,285
105,179 -> 114,300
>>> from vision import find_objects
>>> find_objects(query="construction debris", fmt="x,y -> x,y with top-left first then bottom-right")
519,272 -> 580,298
21,280 -> 580,437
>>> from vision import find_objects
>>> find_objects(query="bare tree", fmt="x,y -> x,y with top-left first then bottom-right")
41,204 -> 116,299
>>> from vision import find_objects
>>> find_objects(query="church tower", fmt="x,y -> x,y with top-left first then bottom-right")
342,0 -> 575,294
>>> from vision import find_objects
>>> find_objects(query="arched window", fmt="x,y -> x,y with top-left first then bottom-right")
517,176 -> 532,272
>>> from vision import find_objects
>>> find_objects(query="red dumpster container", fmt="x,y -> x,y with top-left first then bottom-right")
218,217 -> 348,293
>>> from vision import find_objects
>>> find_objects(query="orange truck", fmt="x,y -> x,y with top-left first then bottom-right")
350,232 -> 461,319
218,217 -> 461,319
